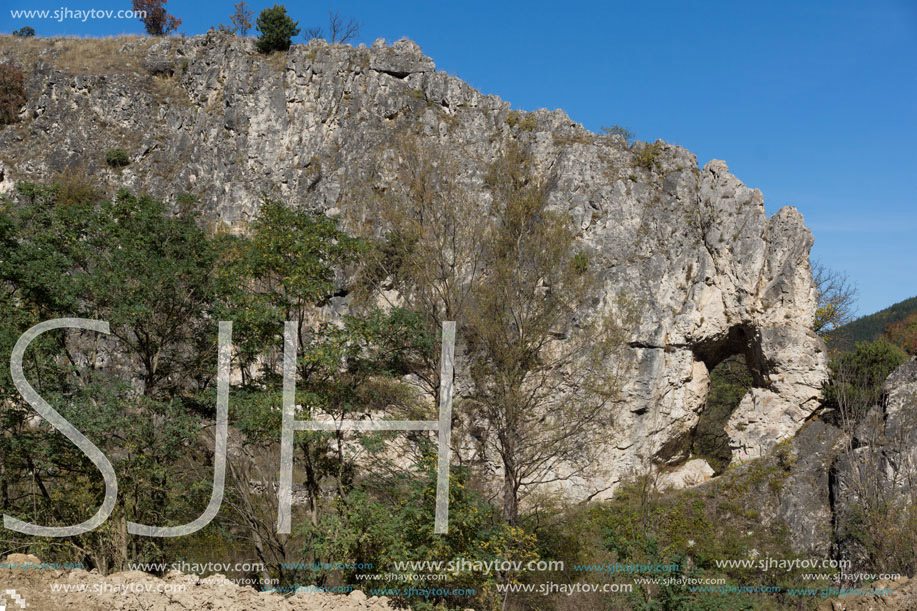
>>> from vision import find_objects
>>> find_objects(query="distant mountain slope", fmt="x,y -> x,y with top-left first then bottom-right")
828,296 -> 917,351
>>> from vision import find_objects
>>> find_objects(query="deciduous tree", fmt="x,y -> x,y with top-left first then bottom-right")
132,0 -> 181,36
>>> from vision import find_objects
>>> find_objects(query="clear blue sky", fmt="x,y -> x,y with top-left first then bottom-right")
3,0 -> 915,316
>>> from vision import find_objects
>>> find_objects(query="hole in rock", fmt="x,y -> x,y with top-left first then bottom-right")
685,325 -> 769,474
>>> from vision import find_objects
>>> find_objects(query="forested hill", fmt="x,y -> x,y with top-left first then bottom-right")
828,295 -> 917,351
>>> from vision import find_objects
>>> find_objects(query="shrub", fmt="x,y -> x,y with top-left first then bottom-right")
601,124 -> 634,142
0,62 -> 27,126
633,142 -> 663,169
53,169 -> 100,206
692,354 -> 753,474
506,110 -> 537,131
571,250 -> 589,274
12,26 -> 35,38
105,148 -> 130,168
256,4 -> 300,54
303,457 -> 538,611
823,338 -> 907,426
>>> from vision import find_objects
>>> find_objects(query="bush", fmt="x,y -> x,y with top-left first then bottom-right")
303,457 -> 537,611
256,4 -> 300,53
823,338 -> 907,426
0,62 -> 27,126
506,110 -> 537,132
633,142 -> 663,169
12,26 -> 35,37
105,148 -> 130,168
601,124 -> 634,142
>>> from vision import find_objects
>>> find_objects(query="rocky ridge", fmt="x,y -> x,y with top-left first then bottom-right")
0,31 -> 828,496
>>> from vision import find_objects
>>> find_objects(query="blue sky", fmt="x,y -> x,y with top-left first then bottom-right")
2,0 -> 915,316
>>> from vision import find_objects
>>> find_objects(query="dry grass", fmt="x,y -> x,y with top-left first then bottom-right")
0,35 -> 155,75
150,72 -> 190,106
264,49 -> 289,73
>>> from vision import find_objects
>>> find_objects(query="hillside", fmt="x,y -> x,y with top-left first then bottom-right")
828,295 -> 917,351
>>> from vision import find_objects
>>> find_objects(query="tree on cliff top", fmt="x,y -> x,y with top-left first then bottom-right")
132,0 -> 181,36
303,11 -> 361,44
229,0 -> 254,37
256,4 -> 300,53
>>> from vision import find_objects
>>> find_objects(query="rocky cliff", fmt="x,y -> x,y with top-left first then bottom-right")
0,31 -> 828,496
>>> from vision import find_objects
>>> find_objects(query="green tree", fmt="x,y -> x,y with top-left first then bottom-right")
217,200 -> 431,585
255,4 -> 300,53
823,338 -> 907,427
12,26 -> 35,37
0,183 -> 224,571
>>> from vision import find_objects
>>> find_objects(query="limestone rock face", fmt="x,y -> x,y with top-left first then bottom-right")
831,358 -> 917,567
0,32 -> 828,495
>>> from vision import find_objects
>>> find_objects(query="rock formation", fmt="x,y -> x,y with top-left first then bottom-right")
0,32 -> 828,496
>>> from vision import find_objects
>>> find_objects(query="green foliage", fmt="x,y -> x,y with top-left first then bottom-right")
0,183 -> 226,571
256,4 -> 300,53
0,61 -> 27,125
692,355 -> 753,474
823,338 -> 907,423
827,295 -> 917,352
303,455 -> 538,610
12,26 -> 36,37
0,180 -> 447,585
105,148 -> 130,168
633,142 -> 663,169
571,250 -> 589,275
531,467 -> 828,611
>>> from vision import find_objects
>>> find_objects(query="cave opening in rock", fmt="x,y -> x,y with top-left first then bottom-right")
690,325 -> 768,475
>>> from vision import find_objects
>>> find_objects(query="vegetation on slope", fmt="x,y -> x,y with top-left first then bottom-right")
827,295 -> 917,353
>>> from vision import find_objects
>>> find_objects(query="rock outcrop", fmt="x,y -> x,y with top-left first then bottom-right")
831,357 -> 917,567
0,32 -> 828,496
717,359 -> 917,560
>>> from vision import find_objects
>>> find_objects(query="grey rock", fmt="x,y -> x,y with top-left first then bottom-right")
0,34 -> 829,498
141,55 -> 175,76
831,358 -> 917,569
